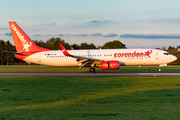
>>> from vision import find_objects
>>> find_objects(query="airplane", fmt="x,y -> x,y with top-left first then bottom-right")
8,21 -> 177,72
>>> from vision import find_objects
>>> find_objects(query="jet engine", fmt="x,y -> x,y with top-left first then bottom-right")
100,61 -> 120,70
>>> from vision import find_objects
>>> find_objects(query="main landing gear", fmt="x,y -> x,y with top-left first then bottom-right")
89,67 -> 95,73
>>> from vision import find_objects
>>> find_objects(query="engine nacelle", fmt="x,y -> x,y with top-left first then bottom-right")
100,61 -> 120,70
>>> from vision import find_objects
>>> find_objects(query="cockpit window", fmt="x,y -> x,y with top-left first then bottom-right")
164,53 -> 170,55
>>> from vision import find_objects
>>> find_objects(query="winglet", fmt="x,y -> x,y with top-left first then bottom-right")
71,47 -> 74,50
59,43 -> 71,56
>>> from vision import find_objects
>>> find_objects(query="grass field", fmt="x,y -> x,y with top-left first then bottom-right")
0,76 -> 180,119
0,65 -> 180,72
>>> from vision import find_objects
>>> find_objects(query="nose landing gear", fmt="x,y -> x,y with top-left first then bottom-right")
158,66 -> 161,72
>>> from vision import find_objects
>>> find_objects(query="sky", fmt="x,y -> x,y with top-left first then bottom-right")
1,0 -> 180,49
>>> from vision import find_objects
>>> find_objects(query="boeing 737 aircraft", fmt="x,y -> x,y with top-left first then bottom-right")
8,21 -> 177,72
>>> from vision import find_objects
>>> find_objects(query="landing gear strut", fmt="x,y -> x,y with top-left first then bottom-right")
89,68 -> 95,73
158,66 -> 161,72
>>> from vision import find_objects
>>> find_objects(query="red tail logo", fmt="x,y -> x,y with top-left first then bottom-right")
11,24 -> 32,52
9,22 -> 51,53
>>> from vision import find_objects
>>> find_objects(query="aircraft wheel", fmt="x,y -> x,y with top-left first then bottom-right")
89,68 -> 95,73
158,66 -> 161,72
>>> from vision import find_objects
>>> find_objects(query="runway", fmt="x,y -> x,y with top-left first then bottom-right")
0,72 -> 180,76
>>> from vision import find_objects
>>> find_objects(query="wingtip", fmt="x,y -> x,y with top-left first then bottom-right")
71,47 -> 74,50
59,43 -> 71,56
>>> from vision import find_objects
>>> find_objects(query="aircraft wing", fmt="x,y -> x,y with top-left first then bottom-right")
59,43 -> 103,67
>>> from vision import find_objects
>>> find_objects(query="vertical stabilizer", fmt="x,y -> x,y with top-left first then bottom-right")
9,21 -> 50,53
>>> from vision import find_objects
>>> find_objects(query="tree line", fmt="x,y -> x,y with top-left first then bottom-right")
33,37 -> 126,50
0,37 -> 179,65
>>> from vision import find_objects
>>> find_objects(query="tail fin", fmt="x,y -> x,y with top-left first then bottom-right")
9,21 -> 51,53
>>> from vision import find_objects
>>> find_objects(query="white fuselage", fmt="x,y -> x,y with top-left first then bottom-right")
23,49 -> 177,67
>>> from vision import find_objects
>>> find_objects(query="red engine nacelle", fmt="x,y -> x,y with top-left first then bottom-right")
100,61 -> 120,70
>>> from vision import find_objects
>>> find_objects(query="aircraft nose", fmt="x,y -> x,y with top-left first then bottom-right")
171,55 -> 177,62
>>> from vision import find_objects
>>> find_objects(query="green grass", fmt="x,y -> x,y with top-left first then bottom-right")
0,65 -> 180,72
0,76 -> 180,119
0,66 -> 89,72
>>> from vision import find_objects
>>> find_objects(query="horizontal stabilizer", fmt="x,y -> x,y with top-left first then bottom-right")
3,50 -> 28,56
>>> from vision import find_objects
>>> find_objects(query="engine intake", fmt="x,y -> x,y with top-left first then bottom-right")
101,61 -> 120,70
